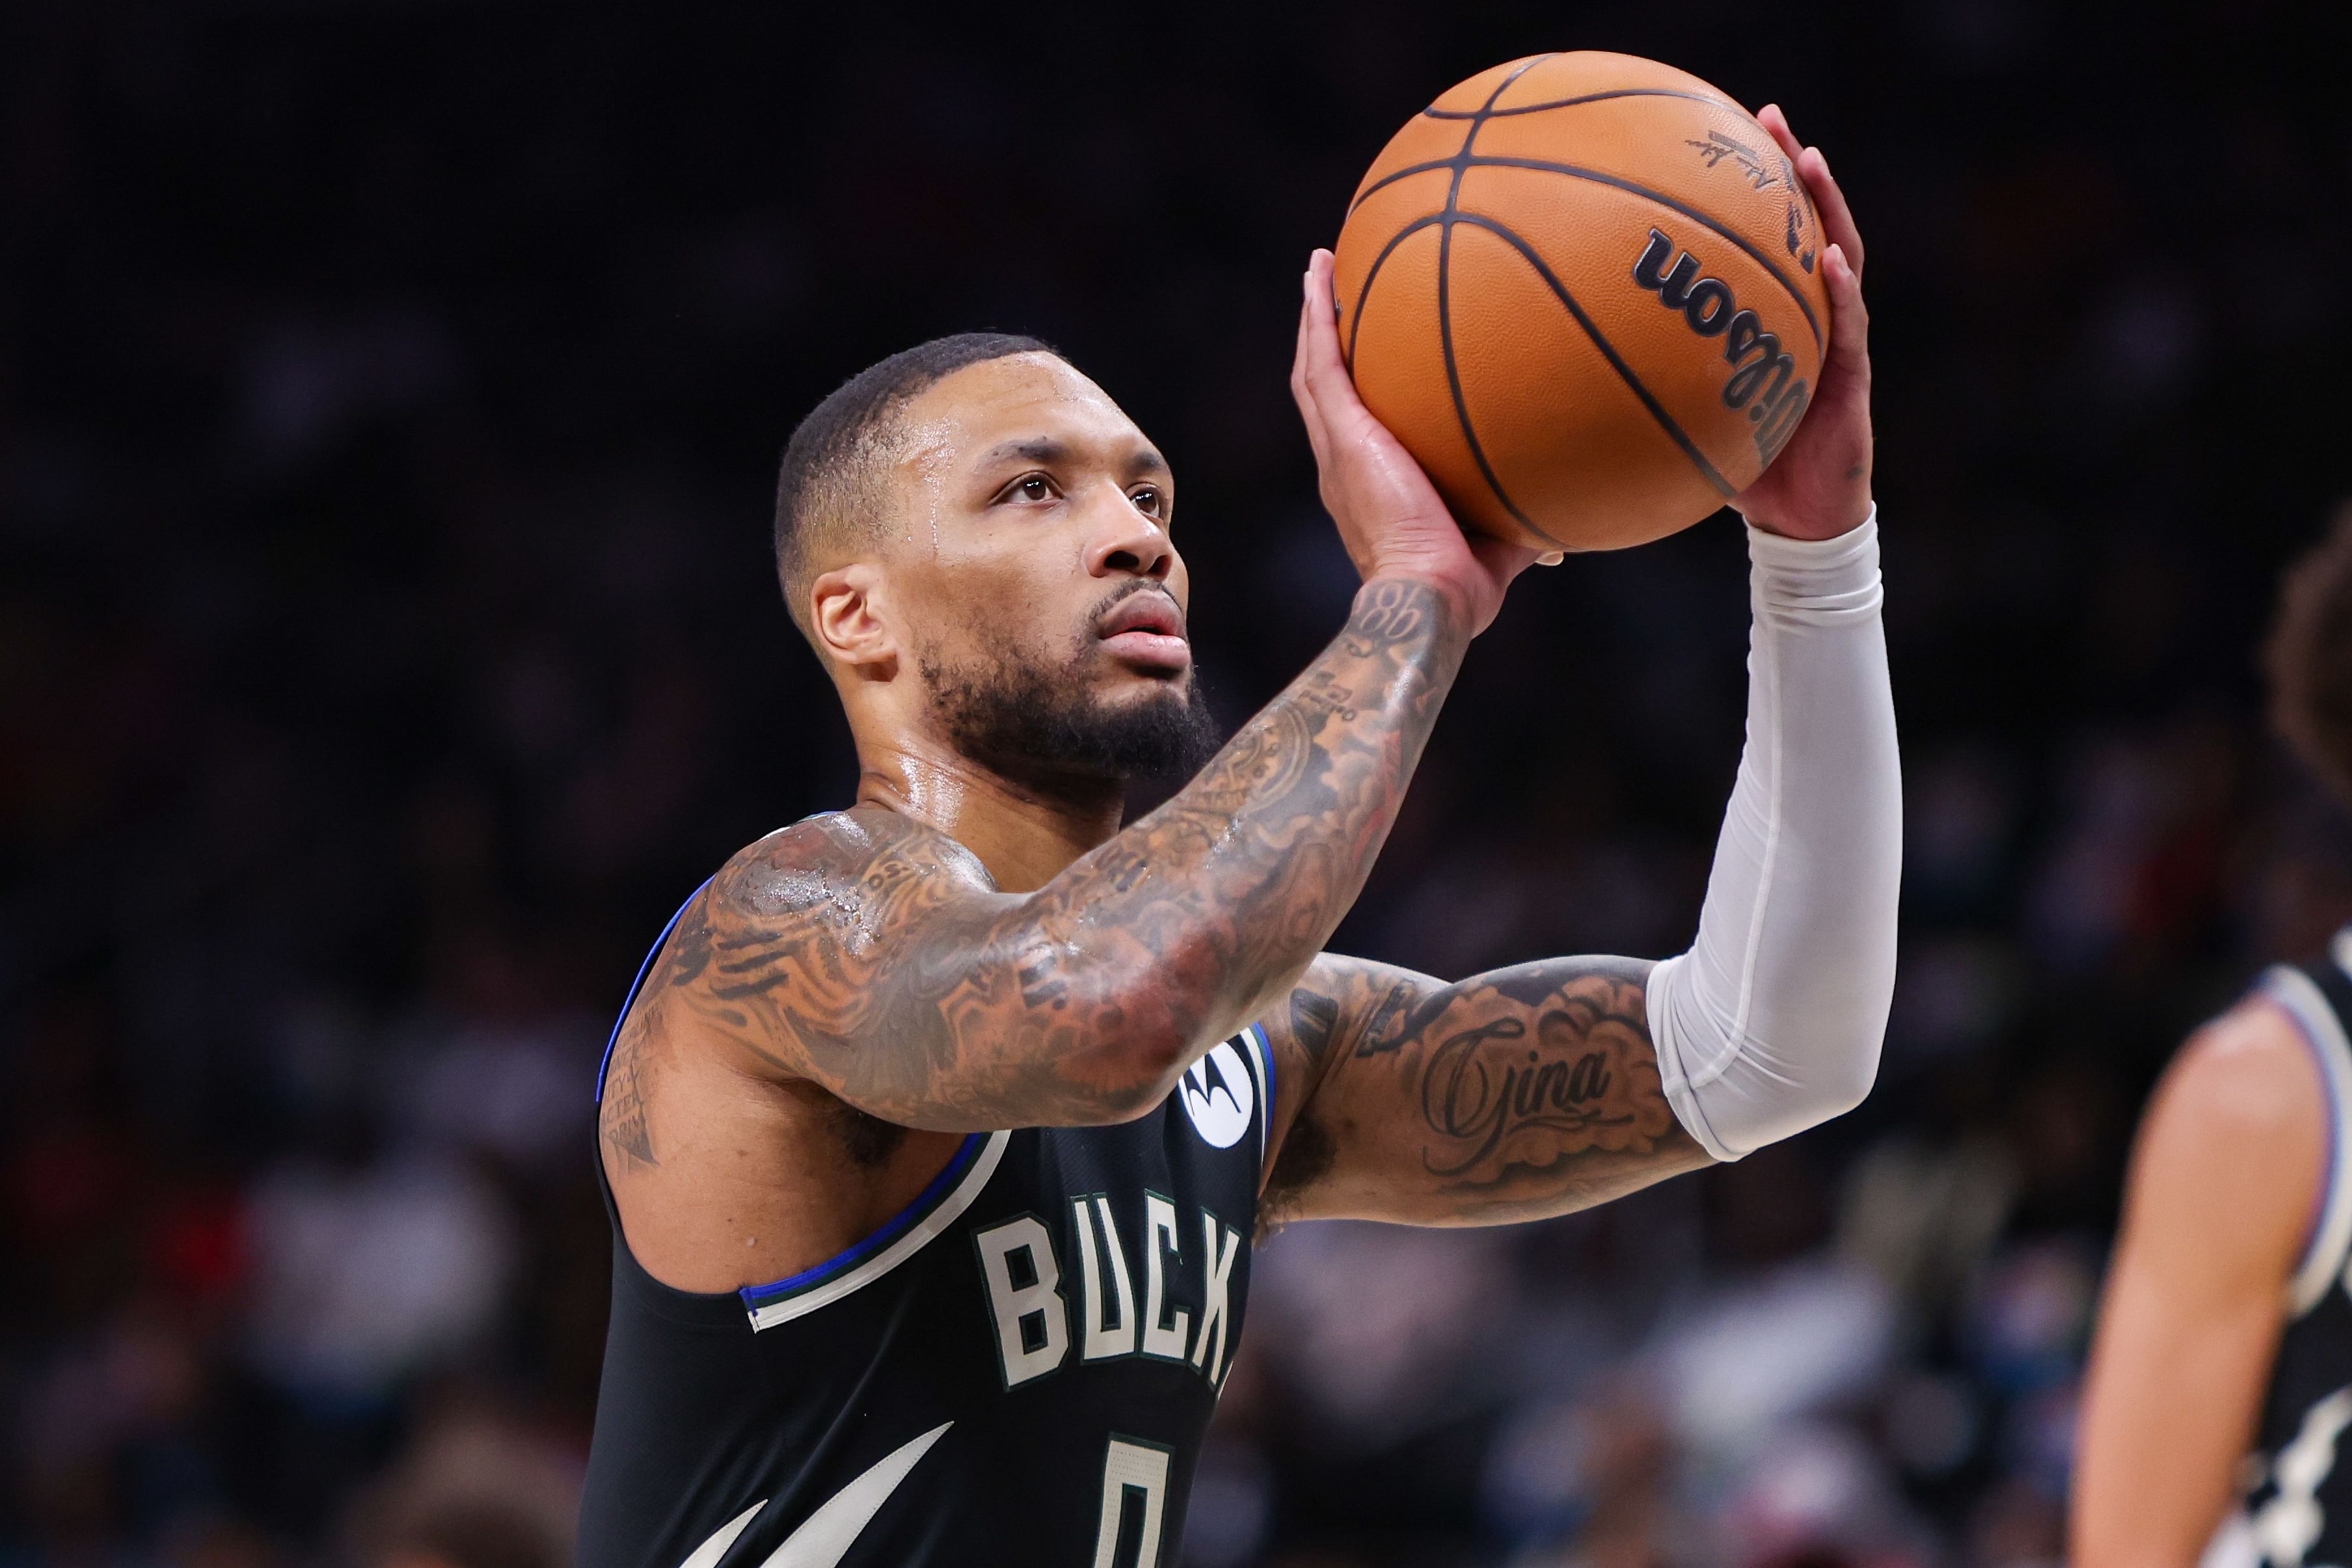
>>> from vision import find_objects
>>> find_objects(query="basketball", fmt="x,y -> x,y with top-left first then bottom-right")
1333,52 -> 1835,552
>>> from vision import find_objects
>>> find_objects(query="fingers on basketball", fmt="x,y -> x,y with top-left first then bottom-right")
1331,52 -> 1837,552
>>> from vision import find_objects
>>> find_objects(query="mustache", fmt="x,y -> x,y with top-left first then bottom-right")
1087,580 -> 1185,635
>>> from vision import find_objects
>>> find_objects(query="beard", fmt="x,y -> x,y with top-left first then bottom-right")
919,627 -> 1221,789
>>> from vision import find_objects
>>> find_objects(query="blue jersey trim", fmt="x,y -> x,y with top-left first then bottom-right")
1257,1021 -> 1275,1118
740,1131 -> 989,1310
595,876 -> 715,1104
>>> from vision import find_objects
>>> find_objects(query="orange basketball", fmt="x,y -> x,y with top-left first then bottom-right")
1333,53 -> 1833,552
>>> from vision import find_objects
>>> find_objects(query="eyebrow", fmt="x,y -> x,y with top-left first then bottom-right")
977,437 -> 1169,476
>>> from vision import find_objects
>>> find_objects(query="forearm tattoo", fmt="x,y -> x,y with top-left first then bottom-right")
1262,955 -> 1705,1229
599,576 -> 1466,1159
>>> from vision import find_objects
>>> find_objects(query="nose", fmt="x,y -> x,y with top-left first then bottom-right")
1082,486 -> 1174,582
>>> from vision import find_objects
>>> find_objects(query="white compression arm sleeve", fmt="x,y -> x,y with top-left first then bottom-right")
1645,511 -> 1900,1163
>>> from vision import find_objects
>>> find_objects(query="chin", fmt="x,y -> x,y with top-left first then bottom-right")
1094,671 -> 1191,721
925,638 -> 1221,783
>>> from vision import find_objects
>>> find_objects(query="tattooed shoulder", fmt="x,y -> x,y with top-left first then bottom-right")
599,810 -> 988,1173
713,809 -> 995,920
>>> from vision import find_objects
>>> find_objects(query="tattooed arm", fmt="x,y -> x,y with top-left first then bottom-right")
1256,511 -> 1898,1227
599,251 -> 1541,1158
1258,485 -> 1897,1229
629,575 -> 1471,1137
1260,954 -> 1710,1228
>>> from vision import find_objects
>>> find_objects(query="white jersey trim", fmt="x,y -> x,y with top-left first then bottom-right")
673,1421 -> 954,1568
2260,964 -> 2352,1319
746,1132 -> 1010,1332
760,1421 -> 952,1567
1244,1022 -> 1273,1157
679,1499 -> 766,1568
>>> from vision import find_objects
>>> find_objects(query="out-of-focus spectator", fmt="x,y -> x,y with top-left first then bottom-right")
339,1392 -> 578,1568
240,1148 -> 515,1405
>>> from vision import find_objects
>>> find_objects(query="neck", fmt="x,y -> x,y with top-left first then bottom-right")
854,733 -> 1123,894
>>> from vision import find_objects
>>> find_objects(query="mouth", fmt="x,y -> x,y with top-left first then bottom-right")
1094,591 -> 1191,674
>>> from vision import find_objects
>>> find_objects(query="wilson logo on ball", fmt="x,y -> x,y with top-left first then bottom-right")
1632,228 -> 1810,464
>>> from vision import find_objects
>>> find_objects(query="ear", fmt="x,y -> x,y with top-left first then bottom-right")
808,563 -> 900,680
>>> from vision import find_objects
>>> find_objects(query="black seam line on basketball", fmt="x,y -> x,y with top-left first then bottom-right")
1433,217 -> 1554,546
1345,51 -> 1543,369
1420,55 -> 1560,549
1465,157 -> 1823,349
1345,219 -> 1557,541
1420,87 -> 1731,120
1441,56 -> 1549,222
1348,155 -> 1821,351
1453,212 -> 1737,500
1342,214 -> 1446,373
1474,54 -> 1552,116
1340,61 -> 1544,474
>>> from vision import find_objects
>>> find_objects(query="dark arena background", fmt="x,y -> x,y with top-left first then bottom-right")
7,1 -> 2352,1563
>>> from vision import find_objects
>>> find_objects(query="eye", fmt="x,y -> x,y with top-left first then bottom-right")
995,473 -> 1059,506
1129,485 -> 1164,518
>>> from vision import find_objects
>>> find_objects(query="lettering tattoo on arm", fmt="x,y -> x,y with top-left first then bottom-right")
597,577 -> 1469,1156
1260,954 -> 1709,1232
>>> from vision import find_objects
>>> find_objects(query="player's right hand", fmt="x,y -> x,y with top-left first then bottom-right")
1291,248 -> 1539,636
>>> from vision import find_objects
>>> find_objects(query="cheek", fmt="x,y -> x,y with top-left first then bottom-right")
938,513 -> 1066,585
937,542 -> 1097,636
900,539 -> 1036,625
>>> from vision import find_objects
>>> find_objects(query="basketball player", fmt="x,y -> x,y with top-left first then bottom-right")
581,107 -> 1897,1568
2076,518 -> 2352,1568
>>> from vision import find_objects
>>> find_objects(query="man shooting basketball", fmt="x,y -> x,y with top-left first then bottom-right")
580,105 -> 1897,1568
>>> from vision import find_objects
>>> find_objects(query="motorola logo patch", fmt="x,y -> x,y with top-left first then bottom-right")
1180,1041 -> 1254,1150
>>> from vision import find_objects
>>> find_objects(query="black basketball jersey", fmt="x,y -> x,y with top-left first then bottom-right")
578,880 -> 1274,1568
2210,934 -> 2352,1568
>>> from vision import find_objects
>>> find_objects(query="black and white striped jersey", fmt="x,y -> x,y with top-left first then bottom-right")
578,887 -> 1274,1568
2210,933 -> 2352,1568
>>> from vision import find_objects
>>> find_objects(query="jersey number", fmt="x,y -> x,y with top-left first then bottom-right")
1091,1435 -> 1171,1568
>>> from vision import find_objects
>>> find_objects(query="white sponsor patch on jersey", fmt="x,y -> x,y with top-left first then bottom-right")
1180,1040 -> 1253,1150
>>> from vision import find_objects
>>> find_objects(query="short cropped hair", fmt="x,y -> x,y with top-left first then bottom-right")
2268,505 -> 2352,807
772,332 -> 1057,630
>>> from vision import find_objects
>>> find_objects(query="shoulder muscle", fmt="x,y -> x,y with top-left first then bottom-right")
2075,997 -> 2329,1568
2125,997 -> 2326,1299
656,808 -> 1003,1083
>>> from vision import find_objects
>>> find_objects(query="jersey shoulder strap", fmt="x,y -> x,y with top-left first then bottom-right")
2258,930 -> 2352,1317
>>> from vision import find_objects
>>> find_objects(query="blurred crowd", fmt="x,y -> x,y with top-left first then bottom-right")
7,1 -> 2352,1565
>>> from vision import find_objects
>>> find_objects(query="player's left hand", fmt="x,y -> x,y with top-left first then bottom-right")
1731,104 -> 1872,541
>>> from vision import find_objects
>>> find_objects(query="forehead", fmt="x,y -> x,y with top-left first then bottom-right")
892,353 -> 1155,474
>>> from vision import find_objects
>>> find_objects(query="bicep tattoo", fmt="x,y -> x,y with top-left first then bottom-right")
1403,964 -> 1675,1191
1267,956 -> 1706,1228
